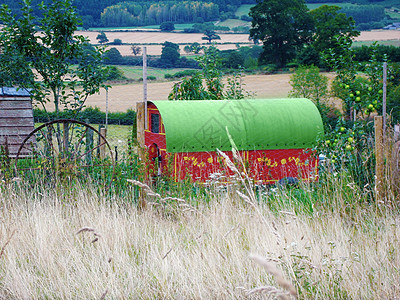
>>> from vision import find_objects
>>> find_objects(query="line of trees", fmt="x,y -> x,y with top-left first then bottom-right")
101,1 -> 220,27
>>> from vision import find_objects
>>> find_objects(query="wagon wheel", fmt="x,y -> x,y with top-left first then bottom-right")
14,119 -> 115,192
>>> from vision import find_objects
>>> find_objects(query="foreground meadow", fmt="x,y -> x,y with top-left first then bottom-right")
0,177 -> 399,299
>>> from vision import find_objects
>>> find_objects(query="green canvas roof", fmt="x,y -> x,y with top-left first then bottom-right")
151,99 -> 324,153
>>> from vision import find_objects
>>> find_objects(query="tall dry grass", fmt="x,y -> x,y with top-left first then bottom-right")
0,179 -> 399,299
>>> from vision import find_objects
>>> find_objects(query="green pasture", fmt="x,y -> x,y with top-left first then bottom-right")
217,19 -> 250,29
118,66 -> 197,81
385,8 -> 400,21
353,40 -> 400,47
235,4 -> 253,17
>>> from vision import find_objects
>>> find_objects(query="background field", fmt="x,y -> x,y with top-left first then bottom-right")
79,30 -> 400,56
81,73 -> 309,112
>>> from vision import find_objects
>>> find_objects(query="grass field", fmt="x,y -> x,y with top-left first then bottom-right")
80,73 -> 337,112
0,169 -> 399,298
217,19 -> 250,29
235,4 -> 253,17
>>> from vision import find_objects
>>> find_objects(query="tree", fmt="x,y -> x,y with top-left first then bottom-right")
131,45 -> 141,56
96,31 -> 108,44
160,41 -> 180,66
249,0 -> 313,67
160,21 -> 175,32
202,29 -> 221,44
183,45 -> 192,55
0,0 -> 108,120
169,46 -> 253,100
289,65 -> 329,106
112,38 -> 122,45
309,5 -> 359,54
103,48 -> 123,64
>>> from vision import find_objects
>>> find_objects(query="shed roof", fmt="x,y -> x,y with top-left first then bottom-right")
150,98 -> 324,153
0,87 -> 31,97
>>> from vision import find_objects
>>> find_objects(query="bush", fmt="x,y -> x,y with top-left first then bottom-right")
160,22 -> 175,32
138,76 -> 157,81
112,38 -> 123,45
164,69 -> 197,79
105,66 -> 126,81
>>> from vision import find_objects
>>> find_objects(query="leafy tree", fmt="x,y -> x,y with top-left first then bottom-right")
0,0 -> 108,120
160,41 -> 180,66
103,47 -> 123,64
183,45 -> 192,55
289,65 -> 336,129
160,21 -> 175,32
190,42 -> 202,54
296,46 -> 321,66
96,31 -> 108,44
112,38 -> 122,45
183,43 -> 202,55
131,45 -> 141,56
309,5 -> 359,54
289,65 -> 329,105
169,46 -> 253,100
202,29 -> 221,44
249,0 -> 313,67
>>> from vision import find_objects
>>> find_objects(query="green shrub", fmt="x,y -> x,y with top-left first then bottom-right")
33,107 -> 136,125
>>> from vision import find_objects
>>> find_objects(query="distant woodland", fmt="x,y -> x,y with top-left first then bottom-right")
0,0 -> 398,29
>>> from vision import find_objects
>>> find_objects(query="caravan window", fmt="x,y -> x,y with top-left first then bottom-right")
151,113 -> 160,133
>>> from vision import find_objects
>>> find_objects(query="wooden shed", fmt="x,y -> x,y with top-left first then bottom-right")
0,87 -> 35,158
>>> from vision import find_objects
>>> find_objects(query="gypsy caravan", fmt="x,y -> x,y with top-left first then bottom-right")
140,99 -> 324,184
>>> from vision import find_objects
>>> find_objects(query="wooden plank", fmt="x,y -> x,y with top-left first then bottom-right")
0,135 -> 35,145
0,118 -> 34,127
0,97 -> 31,101
136,101 -> 147,209
1,144 -> 33,155
0,100 -> 33,109
0,109 -> 33,118
0,127 -> 34,136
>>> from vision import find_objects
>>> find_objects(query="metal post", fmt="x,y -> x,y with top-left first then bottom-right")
105,87 -> 109,130
143,46 -> 148,130
383,62 -> 387,139
100,127 -> 107,159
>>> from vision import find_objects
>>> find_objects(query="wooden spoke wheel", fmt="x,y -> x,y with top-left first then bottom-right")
14,119 -> 115,191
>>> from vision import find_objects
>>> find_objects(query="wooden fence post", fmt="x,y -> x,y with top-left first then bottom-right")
375,116 -> 384,204
100,127 -> 107,159
136,101 -> 147,209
